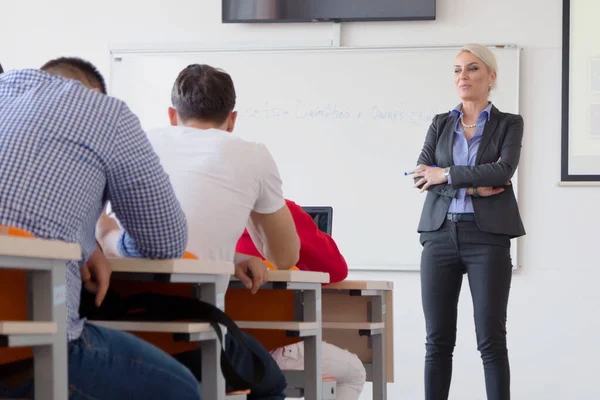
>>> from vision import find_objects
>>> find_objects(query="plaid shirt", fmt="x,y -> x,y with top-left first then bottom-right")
0,70 -> 188,341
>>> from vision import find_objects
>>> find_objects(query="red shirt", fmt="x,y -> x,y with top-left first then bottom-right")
235,199 -> 348,283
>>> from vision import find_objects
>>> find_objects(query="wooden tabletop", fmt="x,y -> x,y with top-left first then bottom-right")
90,320 -> 216,333
0,236 -> 80,261
324,280 -> 393,291
322,321 -> 385,330
235,321 -> 318,331
109,257 -> 234,275
0,321 -> 58,335
266,269 -> 330,284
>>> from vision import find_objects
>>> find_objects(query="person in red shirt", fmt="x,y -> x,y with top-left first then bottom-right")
235,199 -> 366,400
236,199 -> 347,282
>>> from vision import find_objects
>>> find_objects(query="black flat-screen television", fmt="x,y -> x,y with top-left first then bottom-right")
222,0 -> 436,23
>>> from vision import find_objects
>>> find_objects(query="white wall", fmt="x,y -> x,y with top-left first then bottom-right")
2,0 -> 599,399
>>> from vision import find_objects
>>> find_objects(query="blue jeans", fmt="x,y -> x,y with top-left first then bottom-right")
174,331 -> 287,400
0,323 -> 201,399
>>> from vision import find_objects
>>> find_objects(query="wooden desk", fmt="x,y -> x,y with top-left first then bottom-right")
0,236 -> 80,400
229,269 -> 329,400
235,321 -> 318,334
89,321 -> 225,344
0,322 -> 57,336
109,257 -> 234,400
110,257 -> 233,284
323,280 -> 394,400
264,269 -> 329,284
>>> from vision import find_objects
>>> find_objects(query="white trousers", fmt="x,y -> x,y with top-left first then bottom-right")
270,341 -> 366,400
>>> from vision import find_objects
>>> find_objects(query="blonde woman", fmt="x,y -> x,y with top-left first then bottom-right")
410,44 -> 525,400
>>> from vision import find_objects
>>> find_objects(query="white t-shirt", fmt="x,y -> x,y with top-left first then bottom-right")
145,126 -> 285,292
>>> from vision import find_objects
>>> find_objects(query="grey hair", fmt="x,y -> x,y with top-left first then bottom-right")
458,44 -> 498,92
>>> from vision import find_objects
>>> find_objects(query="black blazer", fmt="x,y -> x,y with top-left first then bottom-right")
416,105 -> 526,238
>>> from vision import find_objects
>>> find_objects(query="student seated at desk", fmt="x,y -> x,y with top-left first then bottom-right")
56,59 -> 300,400
99,63 -> 301,289
233,200 -> 367,400
0,59 -> 199,399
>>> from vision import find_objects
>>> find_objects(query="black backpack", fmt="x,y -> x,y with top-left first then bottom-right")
79,287 -> 266,391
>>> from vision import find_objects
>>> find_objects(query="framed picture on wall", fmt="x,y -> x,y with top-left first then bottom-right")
561,0 -> 600,181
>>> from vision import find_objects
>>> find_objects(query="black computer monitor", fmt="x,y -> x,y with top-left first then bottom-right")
301,206 -> 333,235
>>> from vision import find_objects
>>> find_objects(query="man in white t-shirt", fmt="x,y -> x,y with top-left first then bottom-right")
144,87 -> 299,293
99,65 -> 300,294
92,63 -> 299,399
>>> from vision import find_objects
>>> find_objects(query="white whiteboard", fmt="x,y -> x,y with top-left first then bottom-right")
110,45 -> 520,271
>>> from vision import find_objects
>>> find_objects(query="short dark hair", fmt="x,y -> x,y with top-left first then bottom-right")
171,64 -> 236,124
41,57 -> 106,94
0,63 -> 4,74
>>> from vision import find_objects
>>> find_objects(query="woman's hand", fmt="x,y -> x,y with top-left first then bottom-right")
467,181 -> 511,197
412,165 -> 447,192
467,186 -> 503,197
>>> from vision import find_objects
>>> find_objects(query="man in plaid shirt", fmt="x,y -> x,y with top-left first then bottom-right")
0,62 -> 202,399
47,57 -> 296,400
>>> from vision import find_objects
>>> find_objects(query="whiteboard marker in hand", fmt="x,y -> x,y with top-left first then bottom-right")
404,164 -> 436,176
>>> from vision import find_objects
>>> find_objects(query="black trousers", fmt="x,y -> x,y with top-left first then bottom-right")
420,219 -> 512,400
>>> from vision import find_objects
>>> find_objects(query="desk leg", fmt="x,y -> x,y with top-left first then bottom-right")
303,287 -> 322,400
195,283 -> 225,400
371,294 -> 387,400
28,262 -> 67,400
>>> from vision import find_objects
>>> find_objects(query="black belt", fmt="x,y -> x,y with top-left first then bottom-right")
446,213 -> 476,222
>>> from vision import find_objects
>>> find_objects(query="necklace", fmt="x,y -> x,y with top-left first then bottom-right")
460,117 -> 476,129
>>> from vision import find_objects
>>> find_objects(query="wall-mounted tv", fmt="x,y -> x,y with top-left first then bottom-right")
222,0 -> 436,23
